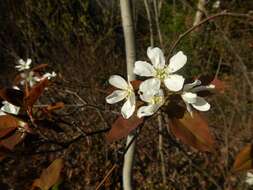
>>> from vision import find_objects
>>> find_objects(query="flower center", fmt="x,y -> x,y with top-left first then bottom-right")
150,95 -> 164,105
155,68 -> 167,80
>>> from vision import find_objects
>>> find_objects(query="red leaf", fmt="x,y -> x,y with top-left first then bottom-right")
46,102 -> 65,111
106,115 -> 143,142
0,115 -> 19,139
0,88 -> 24,107
232,144 -> 253,173
24,78 -> 49,109
32,64 -> 48,72
31,158 -> 63,190
130,80 -> 142,90
211,77 -> 225,93
0,131 -> 25,150
169,112 -> 215,152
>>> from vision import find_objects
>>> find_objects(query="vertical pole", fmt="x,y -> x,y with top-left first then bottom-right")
120,0 -> 136,190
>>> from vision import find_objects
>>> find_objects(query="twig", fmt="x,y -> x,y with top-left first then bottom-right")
157,111 -> 166,185
95,164 -> 118,190
164,116 -> 223,190
153,0 -> 163,48
144,0 -> 154,47
167,11 -> 253,57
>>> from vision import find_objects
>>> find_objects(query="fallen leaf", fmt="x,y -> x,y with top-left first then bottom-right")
232,144 -> 253,173
31,158 -> 64,190
46,102 -> 65,111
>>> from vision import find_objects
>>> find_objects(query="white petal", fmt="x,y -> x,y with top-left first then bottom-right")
147,47 -> 165,69
106,90 -> 127,104
164,74 -> 185,91
134,61 -> 155,77
185,102 -> 193,116
181,92 -> 197,104
167,51 -> 187,73
121,93 -> 135,119
18,59 -> 25,65
183,80 -> 201,91
26,58 -> 32,67
109,75 -> 128,90
192,97 -> 210,111
137,104 -> 160,118
139,78 -> 160,102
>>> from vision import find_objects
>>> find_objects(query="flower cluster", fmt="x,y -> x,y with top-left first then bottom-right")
16,58 -> 57,87
106,47 -> 214,119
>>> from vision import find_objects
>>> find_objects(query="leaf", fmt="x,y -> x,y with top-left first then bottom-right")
24,78 -> 49,109
106,115 -> 143,142
46,102 -> 65,111
130,80 -> 142,90
0,115 -> 19,139
232,144 -> 253,173
169,112 -> 215,152
31,158 -> 64,190
0,131 -> 25,150
0,88 -> 24,107
211,77 -> 225,93
32,64 -> 48,72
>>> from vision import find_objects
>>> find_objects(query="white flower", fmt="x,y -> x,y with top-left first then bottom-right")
134,47 -> 187,92
137,78 -> 164,118
181,80 -> 214,115
106,75 -> 136,119
42,71 -> 57,80
20,71 -> 41,87
0,101 -> 20,115
246,172 -> 253,185
213,1 -> 220,9
15,58 -> 32,71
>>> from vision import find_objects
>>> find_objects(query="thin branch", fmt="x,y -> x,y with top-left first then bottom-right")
95,164 -> 118,190
144,0 -> 154,47
157,111 -> 166,185
167,11 -> 253,57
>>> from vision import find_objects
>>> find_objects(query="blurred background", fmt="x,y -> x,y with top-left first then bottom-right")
0,0 -> 252,189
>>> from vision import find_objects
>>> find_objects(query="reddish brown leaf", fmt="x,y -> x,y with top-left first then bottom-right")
232,144 -> 253,173
32,64 -> 48,72
46,102 -> 65,111
25,78 -> 49,109
169,112 -> 215,152
0,88 -> 24,107
0,131 -> 25,150
31,158 -> 64,190
0,115 -> 19,138
130,80 -> 142,90
106,115 -> 143,142
211,78 -> 225,93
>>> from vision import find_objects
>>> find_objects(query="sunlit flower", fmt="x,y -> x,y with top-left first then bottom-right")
15,58 -> 32,71
213,1 -> 220,9
137,78 -> 164,118
134,47 -> 187,91
106,75 -> 135,119
246,172 -> 253,185
181,80 -> 214,115
20,71 -> 41,87
42,71 -> 57,80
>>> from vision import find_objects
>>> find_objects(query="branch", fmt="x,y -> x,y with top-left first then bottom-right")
167,11 -> 253,56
